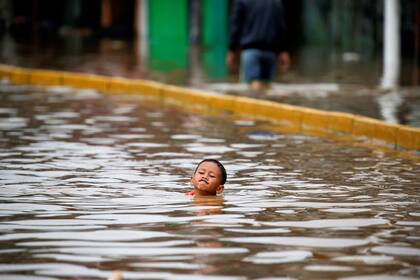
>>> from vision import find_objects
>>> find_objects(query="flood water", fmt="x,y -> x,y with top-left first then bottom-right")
0,82 -> 419,280
1,34 -> 420,127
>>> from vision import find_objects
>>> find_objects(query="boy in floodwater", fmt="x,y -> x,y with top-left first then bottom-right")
186,159 -> 227,196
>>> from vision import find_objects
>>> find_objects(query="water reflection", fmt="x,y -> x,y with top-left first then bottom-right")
0,83 -> 419,279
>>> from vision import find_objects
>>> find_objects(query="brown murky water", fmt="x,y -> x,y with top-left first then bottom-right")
0,82 -> 419,279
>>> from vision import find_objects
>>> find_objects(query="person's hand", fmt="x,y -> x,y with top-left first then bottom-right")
278,52 -> 290,73
226,50 -> 238,72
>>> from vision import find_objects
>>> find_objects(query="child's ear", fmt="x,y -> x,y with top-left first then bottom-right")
216,185 -> 224,194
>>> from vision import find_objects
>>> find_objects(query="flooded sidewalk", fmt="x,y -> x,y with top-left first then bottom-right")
1,35 -> 419,128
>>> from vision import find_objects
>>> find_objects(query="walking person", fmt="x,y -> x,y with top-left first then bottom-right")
226,0 -> 291,91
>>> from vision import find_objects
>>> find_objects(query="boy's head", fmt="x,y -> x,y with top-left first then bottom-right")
190,159 -> 227,196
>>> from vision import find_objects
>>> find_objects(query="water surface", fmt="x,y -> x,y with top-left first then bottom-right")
0,83 -> 419,279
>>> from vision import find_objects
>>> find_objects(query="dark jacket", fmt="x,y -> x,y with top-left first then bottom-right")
228,0 -> 288,53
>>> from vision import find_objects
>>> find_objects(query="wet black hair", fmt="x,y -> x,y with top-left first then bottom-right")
194,159 -> 227,185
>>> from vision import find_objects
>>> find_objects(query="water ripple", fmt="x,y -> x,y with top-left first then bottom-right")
0,83 -> 418,279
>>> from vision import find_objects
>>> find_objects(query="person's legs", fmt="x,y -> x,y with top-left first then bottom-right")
260,51 -> 277,87
241,49 -> 276,91
241,49 -> 261,85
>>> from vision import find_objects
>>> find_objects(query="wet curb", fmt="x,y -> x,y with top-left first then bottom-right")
0,64 -> 419,156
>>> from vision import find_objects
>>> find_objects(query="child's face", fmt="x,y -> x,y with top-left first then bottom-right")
190,161 -> 224,196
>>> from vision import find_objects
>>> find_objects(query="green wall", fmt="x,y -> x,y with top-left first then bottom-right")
148,0 -> 188,72
202,0 -> 228,79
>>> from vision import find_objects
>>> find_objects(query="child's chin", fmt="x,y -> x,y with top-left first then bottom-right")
197,185 -> 209,191
197,186 -> 214,194
197,182 -> 209,188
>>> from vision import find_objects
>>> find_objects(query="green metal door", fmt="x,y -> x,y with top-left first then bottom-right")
148,0 -> 188,72
202,0 -> 228,79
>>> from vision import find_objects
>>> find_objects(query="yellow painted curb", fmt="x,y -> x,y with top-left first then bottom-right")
0,64 -> 419,154
61,72 -> 110,92
353,116 -> 380,140
10,68 -> 31,85
233,96 -> 259,117
208,94 -> 236,112
276,104 -> 303,128
374,122 -> 399,149
131,79 -> 164,98
397,126 -> 420,151
106,77 -> 133,94
327,112 -> 354,134
0,64 -> 15,80
30,70 -> 62,86
162,85 -> 210,108
107,77 -> 164,99
301,107 -> 330,135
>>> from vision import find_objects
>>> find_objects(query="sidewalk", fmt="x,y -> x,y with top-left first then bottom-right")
0,35 -> 419,128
